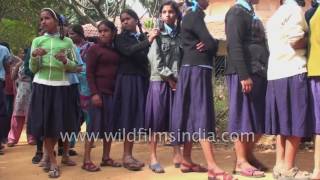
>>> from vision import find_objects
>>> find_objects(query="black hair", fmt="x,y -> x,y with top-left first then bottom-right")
70,24 -> 85,39
97,20 -> 118,44
41,8 -> 65,40
159,1 -> 182,34
312,0 -> 319,7
296,0 -> 306,7
0,42 -> 11,52
120,9 -> 143,34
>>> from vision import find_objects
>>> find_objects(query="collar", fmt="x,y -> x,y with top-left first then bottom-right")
44,32 -> 60,37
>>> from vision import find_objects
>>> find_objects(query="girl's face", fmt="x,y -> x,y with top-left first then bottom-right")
120,13 -> 138,32
68,29 -> 82,43
161,5 -> 177,26
198,0 -> 209,10
98,24 -> 114,44
40,11 -> 58,33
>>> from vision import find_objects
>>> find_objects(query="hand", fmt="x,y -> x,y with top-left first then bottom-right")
91,94 -> 102,107
196,42 -> 207,52
32,48 -> 47,57
167,78 -> 177,91
148,28 -> 160,43
291,37 -> 307,50
240,78 -> 253,93
76,66 -> 83,73
54,50 -> 67,64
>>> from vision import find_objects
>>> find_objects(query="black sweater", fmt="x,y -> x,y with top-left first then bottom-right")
181,9 -> 219,66
225,5 -> 269,80
115,31 -> 150,77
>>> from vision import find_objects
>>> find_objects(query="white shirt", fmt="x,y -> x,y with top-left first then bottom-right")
266,0 -> 308,80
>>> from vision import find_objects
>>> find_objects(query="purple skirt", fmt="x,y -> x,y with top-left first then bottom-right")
309,77 -> 320,135
226,74 -> 267,134
265,74 -> 311,137
145,81 -> 174,132
113,74 -> 149,133
171,66 -> 215,144
27,83 -> 80,138
87,95 -> 114,137
0,81 -> 8,139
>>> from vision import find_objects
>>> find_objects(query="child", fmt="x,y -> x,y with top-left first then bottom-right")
27,8 -> 79,178
171,0 -> 234,180
82,20 -> 121,172
265,0 -> 311,179
225,0 -> 268,177
7,48 -> 35,147
68,24 -> 93,126
146,0 -> 183,173
0,44 -> 10,155
307,1 -> 320,179
113,9 -> 159,171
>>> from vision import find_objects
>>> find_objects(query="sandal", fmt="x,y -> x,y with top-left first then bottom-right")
208,169 -> 236,180
48,166 -> 60,178
61,157 -> 77,166
123,157 -> 143,171
249,157 -> 269,171
131,157 -> 145,167
233,161 -> 265,178
149,163 -> 165,173
279,167 -> 310,180
41,160 -> 51,172
100,158 -> 122,167
82,162 -> 100,172
181,162 -> 208,173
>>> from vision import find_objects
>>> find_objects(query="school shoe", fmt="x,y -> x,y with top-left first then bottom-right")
32,152 -> 43,164
278,167 -> 310,180
58,148 -> 78,156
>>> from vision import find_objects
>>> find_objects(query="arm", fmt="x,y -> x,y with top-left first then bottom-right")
23,48 -> 33,77
63,46 -> 78,72
115,35 -> 150,57
190,13 -> 219,55
29,39 -> 40,74
86,47 -> 99,96
288,9 -> 308,49
225,11 -> 250,80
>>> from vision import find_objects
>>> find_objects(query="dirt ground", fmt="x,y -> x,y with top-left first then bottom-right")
0,129 -> 314,180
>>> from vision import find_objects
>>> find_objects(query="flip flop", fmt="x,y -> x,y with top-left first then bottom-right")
48,166 -> 60,178
100,158 -> 122,167
180,163 -> 208,173
208,169 -> 236,180
61,158 -> 77,166
234,167 -> 265,178
82,162 -> 100,172
149,163 -> 165,173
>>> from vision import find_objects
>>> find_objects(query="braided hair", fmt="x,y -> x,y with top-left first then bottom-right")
120,9 -> 143,34
159,1 -> 182,34
41,8 -> 65,40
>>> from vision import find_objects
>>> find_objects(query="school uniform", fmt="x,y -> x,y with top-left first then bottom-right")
225,3 -> 269,134
171,8 -> 219,144
27,33 -> 79,139
265,0 -> 311,137
145,25 -> 182,132
86,43 -> 120,137
308,6 -> 320,135
0,45 -> 10,140
113,31 -> 150,133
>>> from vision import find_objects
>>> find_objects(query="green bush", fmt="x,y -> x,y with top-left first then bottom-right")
0,19 -> 36,54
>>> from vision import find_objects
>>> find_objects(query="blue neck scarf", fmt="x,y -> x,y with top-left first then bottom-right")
130,32 -> 141,41
235,0 -> 259,19
162,23 -> 177,38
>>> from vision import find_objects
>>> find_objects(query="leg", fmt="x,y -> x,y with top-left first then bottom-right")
284,136 -> 301,170
100,139 -> 121,167
44,138 -> 58,167
123,138 -> 144,171
149,133 -> 159,165
7,116 -> 25,146
276,135 -> 286,168
61,140 -> 76,166
172,145 -> 182,167
32,137 -> 43,164
312,135 -> 320,179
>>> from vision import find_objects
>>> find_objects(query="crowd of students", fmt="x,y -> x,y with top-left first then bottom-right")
0,0 -> 320,179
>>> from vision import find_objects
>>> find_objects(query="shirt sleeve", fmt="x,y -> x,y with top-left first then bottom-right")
29,39 -> 41,74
